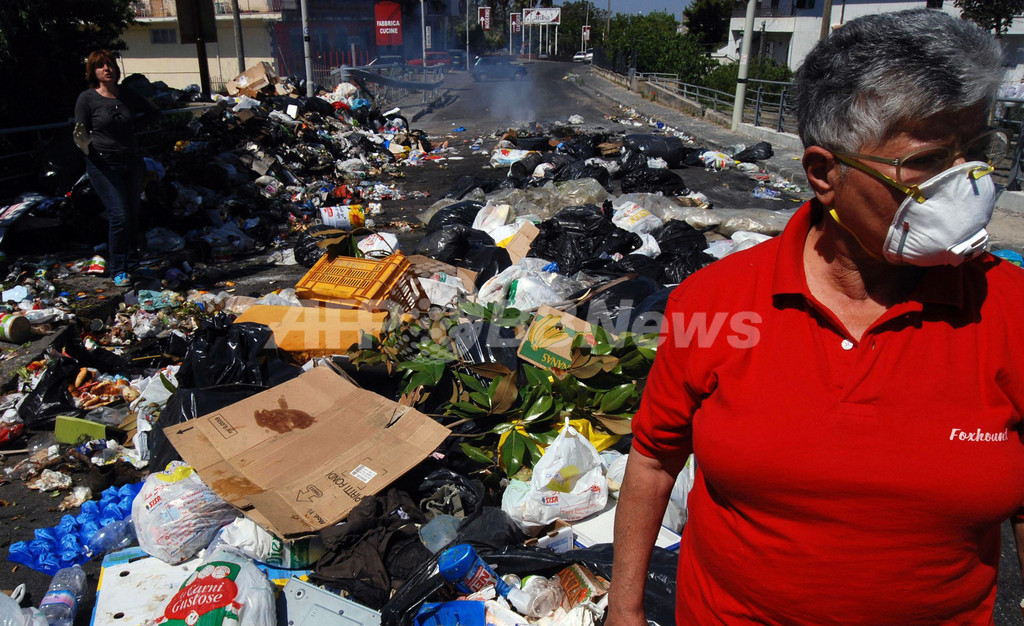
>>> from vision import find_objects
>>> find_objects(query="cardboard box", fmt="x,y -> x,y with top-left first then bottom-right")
234,305 -> 387,357
571,502 -> 682,551
228,61 -> 278,97
524,519 -> 574,553
502,221 -> 539,265
556,563 -> 609,609
165,366 -> 451,537
517,305 -> 595,370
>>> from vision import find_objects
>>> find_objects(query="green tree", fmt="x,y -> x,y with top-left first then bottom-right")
953,0 -> 1024,37
0,0 -> 135,126
605,11 -> 715,82
701,57 -> 793,95
683,0 -> 732,50
557,1 -> 606,56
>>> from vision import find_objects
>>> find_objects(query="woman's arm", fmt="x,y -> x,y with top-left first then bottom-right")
605,447 -> 678,626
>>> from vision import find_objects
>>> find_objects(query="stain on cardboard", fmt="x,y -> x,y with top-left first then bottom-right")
255,397 -> 315,433
212,475 -> 260,501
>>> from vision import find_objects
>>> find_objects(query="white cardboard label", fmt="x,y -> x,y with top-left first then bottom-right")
350,464 -> 377,483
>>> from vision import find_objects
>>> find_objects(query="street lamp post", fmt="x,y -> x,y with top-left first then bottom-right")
420,0 -> 427,82
731,0 -> 756,131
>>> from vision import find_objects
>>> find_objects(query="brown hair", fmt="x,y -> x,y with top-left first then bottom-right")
85,50 -> 120,87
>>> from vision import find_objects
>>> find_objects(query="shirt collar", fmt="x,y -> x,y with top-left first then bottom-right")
770,200 -> 964,309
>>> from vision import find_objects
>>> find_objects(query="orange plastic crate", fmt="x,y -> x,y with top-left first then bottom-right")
294,252 -> 427,311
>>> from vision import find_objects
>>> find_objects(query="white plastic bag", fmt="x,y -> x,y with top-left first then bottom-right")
133,462 -> 240,564
634,233 -> 662,258
152,548 -> 275,626
521,418 -> 608,528
662,454 -> 696,533
611,201 -> 663,235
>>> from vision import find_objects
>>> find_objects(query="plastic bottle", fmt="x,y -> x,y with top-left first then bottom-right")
438,544 -> 533,615
86,518 -> 136,556
38,565 -> 86,626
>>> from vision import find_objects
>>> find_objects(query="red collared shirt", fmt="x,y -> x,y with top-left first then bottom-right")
632,201 -> 1024,624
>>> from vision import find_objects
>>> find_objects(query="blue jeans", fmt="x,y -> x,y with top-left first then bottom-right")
86,152 -> 143,276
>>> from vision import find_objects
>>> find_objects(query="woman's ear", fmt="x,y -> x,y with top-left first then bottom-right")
803,146 -> 837,207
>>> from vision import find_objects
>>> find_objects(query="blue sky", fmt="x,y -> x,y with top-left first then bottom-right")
573,0 -> 691,18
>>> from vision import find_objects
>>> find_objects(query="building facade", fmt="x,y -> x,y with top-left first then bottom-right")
715,0 -> 1024,79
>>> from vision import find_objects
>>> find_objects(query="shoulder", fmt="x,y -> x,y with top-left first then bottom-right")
76,89 -> 96,104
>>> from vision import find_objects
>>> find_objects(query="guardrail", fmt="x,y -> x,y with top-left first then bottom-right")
0,104 -> 218,200
639,72 -> 795,132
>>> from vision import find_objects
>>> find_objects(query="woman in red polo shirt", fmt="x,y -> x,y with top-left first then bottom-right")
607,9 -> 1024,625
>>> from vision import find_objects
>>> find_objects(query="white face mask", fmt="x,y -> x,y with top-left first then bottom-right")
881,161 -> 996,267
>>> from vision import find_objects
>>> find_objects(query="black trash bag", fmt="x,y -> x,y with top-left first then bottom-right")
64,338 -> 135,378
551,159 -> 611,188
654,219 -> 708,256
509,152 -> 545,179
312,489 -> 431,610
415,225 -> 493,265
381,542 -> 677,626
528,205 -> 641,275
302,96 -> 336,117
514,136 -> 553,152
684,148 -> 710,167
147,384 -> 266,472
455,507 -> 527,552
176,314 -> 276,389
618,148 -> 648,177
449,321 -> 519,375
571,276 -> 661,334
425,200 -> 484,233
18,356 -> 82,428
733,140 -> 774,163
443,176 -> 501,200
621,167 -> 689,195
605,253 -> 666,282
293,224 -> 356,268
624,134 -> 688,168
659,250 -> 715,284
418,469 -> 485,519
459,244 -> 511,289
629,286 -> 675,331
559,135 -> 599,160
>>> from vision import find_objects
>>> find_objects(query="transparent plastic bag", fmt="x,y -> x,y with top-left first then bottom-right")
521,418 -> 608,529
133,462 -> 239,564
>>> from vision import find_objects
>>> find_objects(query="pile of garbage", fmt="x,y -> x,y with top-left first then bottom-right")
0,64 -> 823,625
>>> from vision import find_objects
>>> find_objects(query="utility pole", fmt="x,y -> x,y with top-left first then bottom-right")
299,0 -> 312,96
420,0 -> 427,82
819,0 -> 833,40
466,0 -> 470,71
231,0 -> 245,74
731,0 -> 756,131
605,0 -> 610,42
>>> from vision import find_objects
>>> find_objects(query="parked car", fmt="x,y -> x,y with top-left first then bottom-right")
447,50 -> 467,70
573,50 -> 594,63
409,52 -> 451,68
471,55 -> 527,81
369,55 -> 404,66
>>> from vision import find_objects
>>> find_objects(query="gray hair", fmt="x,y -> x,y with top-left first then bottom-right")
795,9 -> 1002,152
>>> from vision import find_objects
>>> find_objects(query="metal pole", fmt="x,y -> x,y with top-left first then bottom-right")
192,0 -> 212,99
231,0 -> 244,74
421,0 -> 427,82
299,0 -> 313,96
509,13 -> 512,55
731,0 -> 756,131
819,0 -> 834,40
466,0 -> 470,71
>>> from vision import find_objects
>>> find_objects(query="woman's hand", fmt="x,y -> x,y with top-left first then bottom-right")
604,602 -> 649,626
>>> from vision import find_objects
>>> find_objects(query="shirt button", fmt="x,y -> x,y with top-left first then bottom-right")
841,339 -> 855,350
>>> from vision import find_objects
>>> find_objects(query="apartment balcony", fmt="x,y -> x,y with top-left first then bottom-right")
132,0 -> 283,19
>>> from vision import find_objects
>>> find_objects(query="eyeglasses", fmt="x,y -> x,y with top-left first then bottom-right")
831,128 -> 1009,187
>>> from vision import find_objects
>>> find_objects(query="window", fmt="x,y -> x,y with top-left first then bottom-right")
795,0 -> 815,8
926,0 -> 942,7
150,28 -> 177,44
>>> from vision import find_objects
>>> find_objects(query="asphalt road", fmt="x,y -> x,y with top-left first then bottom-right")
0,60 -> 1020,624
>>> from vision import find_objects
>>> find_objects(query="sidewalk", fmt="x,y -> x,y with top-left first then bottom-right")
571,65 -> 1024,252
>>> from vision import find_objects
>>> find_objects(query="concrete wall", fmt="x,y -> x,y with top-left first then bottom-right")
121,17 -> 279,89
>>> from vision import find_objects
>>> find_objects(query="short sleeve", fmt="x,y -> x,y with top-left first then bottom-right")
631,281 -> 713,465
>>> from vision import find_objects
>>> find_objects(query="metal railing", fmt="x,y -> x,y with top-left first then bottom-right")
639,72 -> 796,132
0,105 -> 217,200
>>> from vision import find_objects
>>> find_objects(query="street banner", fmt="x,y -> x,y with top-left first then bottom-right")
523,7 -> 561,25
375,1 -> 403,46
510,12 -> 521,34
479,6 -> 492,31
426,25 -> 432,49
583,25 -> 590,41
